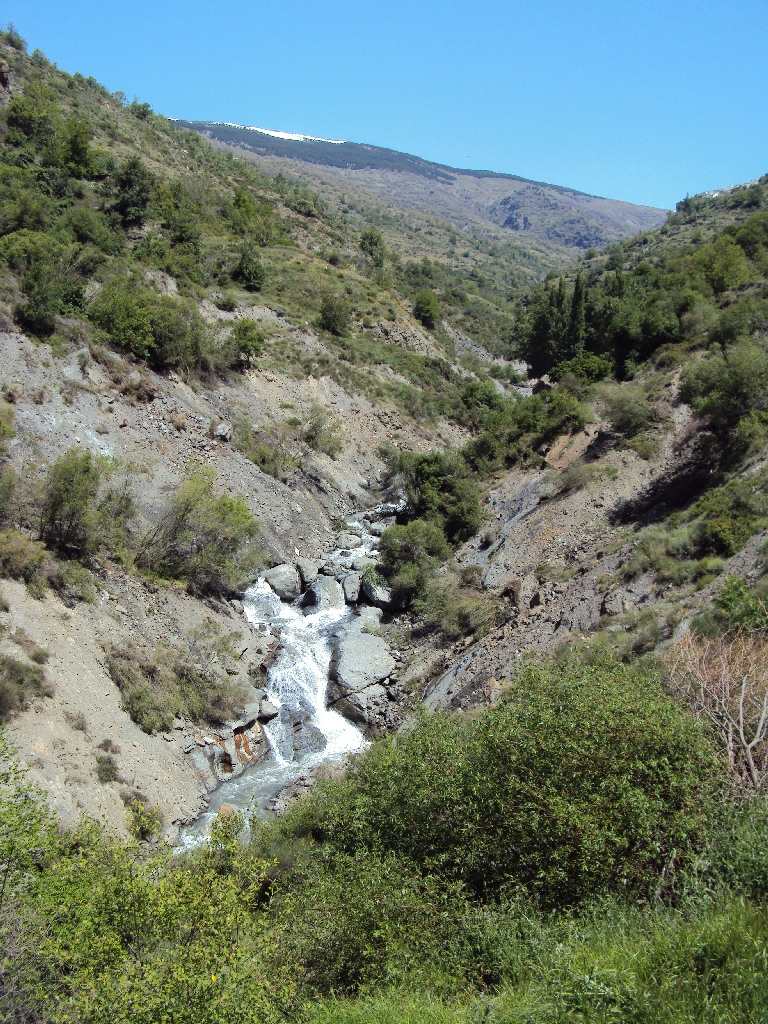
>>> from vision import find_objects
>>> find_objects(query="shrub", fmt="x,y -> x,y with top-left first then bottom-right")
88,279 -> 208,370
378,519 -> 451,599
0,653 -> 51,721
319,294 -> 351,335
136,466 -> 260,596
413,288 -> 440,328
360,227 -> 385,268
601,383 -> 654,437
559,461 -> 597,492
394,450 -> 482,545
94,754 -> 118,784
111,156 -> 155,227
38,448 -> 101,558
288,660 -> 722,907
303,405 -> 344,458
234,240 -> 265,291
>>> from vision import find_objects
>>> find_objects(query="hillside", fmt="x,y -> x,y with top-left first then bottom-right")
4,23 -> 768,1024
178,119 -> 667,251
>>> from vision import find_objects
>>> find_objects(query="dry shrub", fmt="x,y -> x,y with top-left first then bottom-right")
665,632 -> 768,795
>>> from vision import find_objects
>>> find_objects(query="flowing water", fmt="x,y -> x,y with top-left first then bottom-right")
178,522 -> 377,848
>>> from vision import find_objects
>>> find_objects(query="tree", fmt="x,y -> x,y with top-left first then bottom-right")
360,227 -> 385,268
413,288 -> 440,329
112,157 -> 155,227
136,467 -> 260,595
235,241 -> 265,291
566,271 -> 586,357
666,633 -> 768,795
38,449 -> 101,557
319,295 -> 351,336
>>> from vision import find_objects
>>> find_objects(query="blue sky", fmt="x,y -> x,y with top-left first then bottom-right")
5,0 -> 767,209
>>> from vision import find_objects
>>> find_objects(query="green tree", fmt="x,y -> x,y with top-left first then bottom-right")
235,240 -> 265,291
414,288 -> 440,329
112,157 -> 155,227
38,448 -> 101,557
319,294 -> 351,335
136,467 -> 260,595
360,227 -> 385,268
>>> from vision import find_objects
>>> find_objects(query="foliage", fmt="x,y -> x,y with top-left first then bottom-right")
37,448 -> 134,560
319,294 -> 351,335
88,278 -> 209,370
111,156 -> 155,227
0,653 -> 51,721
391,448 -> 482,545
303,404 -> 344,458
378,518 -> 451,599
278,659 -> 721,907
413,288 -> 440,328
136,466 -> 260,596
360,227 -> 385,268
234,240 -> 265,291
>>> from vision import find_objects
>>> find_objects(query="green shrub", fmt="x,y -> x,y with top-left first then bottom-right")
234,240 -> 265,290
414,288 -> 440,328
286,660 -> 722,907
601,383 -> 655,437
418,572 -> 499,639
319,294 -> 351,335
136,466 -> 260,596
378,519 -> 451,599
88,278 -> 209,370
393,449 -> 482,545
38,447 -> 101,557
95,754 -> 118,783
559,460 -> 597,492
111,156 -> 155,227
360,227 -> 385,268
0,652 -> 51,721
303,405 -> 344,458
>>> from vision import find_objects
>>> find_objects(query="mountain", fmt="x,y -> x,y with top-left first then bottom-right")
175,119 -> 668,250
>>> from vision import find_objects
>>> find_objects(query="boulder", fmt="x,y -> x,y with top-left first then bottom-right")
341,572 -> 361,603
351,555 -> 377,571
296,557 -> 320,587
333,683 -> 388,727
329,629 -> 395,694
360,576 -> 403,611
303,577 -> 345,611
214,421 -> 232,441
257,699 -> 279,722
369,516 -> 397,537
336,531 -> 363,549
263,564 -> 301,602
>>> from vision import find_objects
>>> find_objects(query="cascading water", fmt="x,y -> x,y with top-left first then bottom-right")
178,522 -> 376,848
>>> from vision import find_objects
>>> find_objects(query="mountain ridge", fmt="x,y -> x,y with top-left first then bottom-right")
176,118 -> 667,251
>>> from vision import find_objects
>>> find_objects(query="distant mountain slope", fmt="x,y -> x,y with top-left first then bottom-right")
175,120 -> 667,250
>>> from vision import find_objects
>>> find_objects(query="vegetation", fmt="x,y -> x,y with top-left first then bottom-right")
136,466 -> 260,596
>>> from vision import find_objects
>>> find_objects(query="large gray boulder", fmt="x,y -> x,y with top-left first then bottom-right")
341,572 -> 361,603
296,557 -> 320,588
303,577 -> 345,611
336,531 -> 363,549
263,564 -> 301,602
360,576 -> 403,611
329,629 -> 395,695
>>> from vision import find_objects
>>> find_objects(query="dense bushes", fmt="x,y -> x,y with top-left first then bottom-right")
88,278 -> 209,370
278,659 -> 721,907
0,653 -> 52,721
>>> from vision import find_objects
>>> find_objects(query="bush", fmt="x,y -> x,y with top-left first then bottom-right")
287,660 -> 722,907
111,156 -> 155,227
95,754 -> 118,783
319,294 -> 351,336
303,405 -> 344,458
360,227 -> 385,268
0,653 -> 51,721
38,448 -> 101,558
413,288 -> 440,328
234,240 -> 265,290
378,519 -> 451,599
88,279 -> 209,370
601,383 -> 655,438
136,466 -> 260,596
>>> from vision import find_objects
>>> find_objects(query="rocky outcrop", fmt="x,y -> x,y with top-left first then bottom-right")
263,564 -> 301,602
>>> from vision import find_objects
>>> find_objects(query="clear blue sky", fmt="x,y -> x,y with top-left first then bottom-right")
6,0 -> 767,209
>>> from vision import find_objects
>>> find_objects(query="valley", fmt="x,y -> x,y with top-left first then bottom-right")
2,25 -> 768,1024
